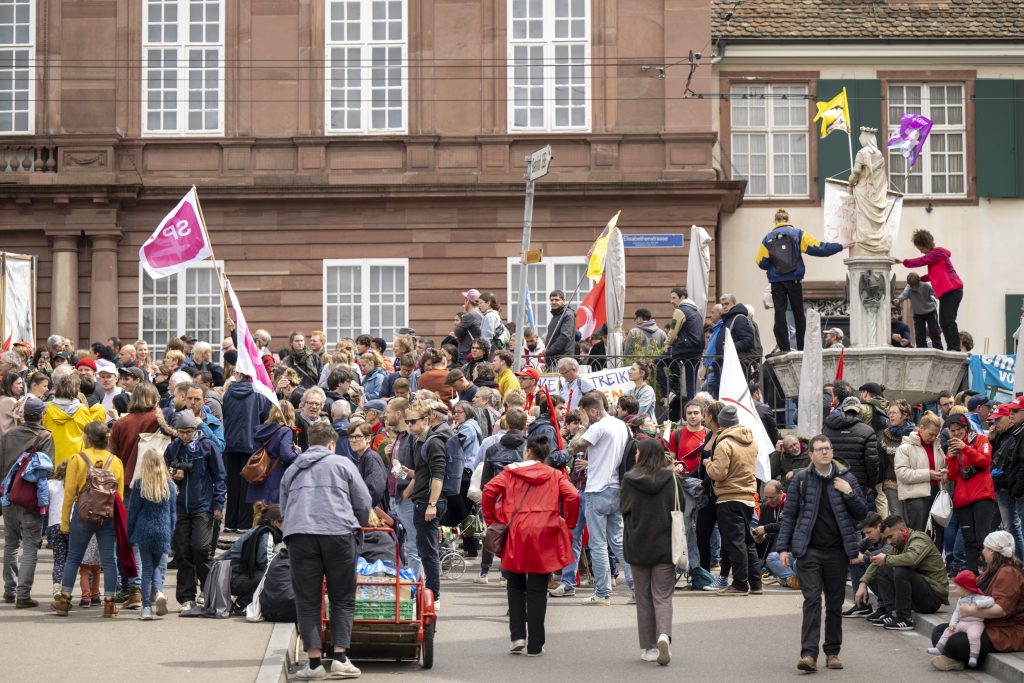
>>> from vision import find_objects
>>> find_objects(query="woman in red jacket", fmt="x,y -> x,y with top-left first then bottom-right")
482,435 -> 580,657
945,414 -> 995,573
901,229 -> 964,351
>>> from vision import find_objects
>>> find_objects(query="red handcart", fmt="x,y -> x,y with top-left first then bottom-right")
321,527 -> 437,669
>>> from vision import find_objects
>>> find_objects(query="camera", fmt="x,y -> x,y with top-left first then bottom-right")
960,465 -> 978,481
169,458 -> 194,473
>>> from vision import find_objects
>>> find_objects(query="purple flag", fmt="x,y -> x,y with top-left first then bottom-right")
886,113 -> 934,168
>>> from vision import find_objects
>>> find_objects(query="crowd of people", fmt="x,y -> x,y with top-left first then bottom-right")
0,212 -> 1012,678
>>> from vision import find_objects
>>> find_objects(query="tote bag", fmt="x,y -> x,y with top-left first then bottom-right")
671,474 -> 689,572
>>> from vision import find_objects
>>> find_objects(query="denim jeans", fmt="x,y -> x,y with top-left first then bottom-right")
413,499 -> 447,601
585,487 -> 633,599
391,494 -> 421,577
996,490 -> 1024,562
560,492 -> 587,588
139,549 -> 168,607
3,504 -> 44,599
765,551 -> 797,582
943,513 -> 966,574
61,514 -> 119,597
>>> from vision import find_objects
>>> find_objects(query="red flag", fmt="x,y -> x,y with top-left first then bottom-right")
576,273 -> 607,338
835,347 -> 845,382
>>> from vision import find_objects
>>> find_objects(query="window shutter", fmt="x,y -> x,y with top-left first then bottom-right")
975,80 -> 1023,198
815,79 -> 883,197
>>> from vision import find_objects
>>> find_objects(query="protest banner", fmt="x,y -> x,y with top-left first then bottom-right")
969,354 -> 1017,402
823,178 -> 903,246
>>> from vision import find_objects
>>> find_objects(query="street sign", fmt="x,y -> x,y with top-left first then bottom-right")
524,249 -> 543,264
525,145 -> 554,181
621,233 -> 685,249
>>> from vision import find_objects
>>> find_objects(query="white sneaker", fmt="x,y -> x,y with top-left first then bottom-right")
580,594 -> 611,606
656,634 -> 671,666
154,592 -> 168,616
526,648 -> 545,657
326,658 -> 361,678
473,574 -> 489,584
627,591 -> 637,605
434,600 -> 441,613
179,600 -> 196,612
509,639 -> 526,654
139,606 -> 154,621
641,649 -> 660,662
548,584 -> 576,597
294,663 -> 327,680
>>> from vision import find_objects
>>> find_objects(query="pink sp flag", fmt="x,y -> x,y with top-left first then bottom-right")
139,187 -> 213,279
224,280 -> 279,408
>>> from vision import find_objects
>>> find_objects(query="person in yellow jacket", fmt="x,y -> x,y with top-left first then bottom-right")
51,421 -> 125,618
43,373 -> 106,467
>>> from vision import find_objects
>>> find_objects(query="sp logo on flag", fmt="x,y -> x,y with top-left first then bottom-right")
139,187 -> 213,279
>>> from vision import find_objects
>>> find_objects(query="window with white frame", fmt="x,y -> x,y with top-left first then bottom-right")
730,84 -> 809,197
323,259 -> 408,343
139,262 -> 224,361
0,0 -> 34,134
326,0 -> 407,134
507,0 -> 590,132
887,83 -> 966,196
506,256 -> 589,337
142,0 -> 224,135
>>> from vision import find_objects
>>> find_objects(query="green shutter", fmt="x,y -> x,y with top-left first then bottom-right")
976,80 -> 1024,198
815,79 -> 883,197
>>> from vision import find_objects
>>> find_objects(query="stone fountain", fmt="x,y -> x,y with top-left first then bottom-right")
765,128 -> 968,404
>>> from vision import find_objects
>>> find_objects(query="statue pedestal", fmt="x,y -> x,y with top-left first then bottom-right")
845,255 -> 893,347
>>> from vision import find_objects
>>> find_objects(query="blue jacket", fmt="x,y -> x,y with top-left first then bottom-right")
756,224 -> 843,283
361,368 -> 388,402
245,423 -> 300,505
703,321 -> 723,369
775,464 -> 868,559
222,380 -> 272,454
163,435 -> 227,515
1,451 -> 53,511
669,300 -> 705,356
127,481 -> 177,554
162,406 -> 225,452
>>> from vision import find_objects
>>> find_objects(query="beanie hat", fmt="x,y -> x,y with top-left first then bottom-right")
951,569 -> 983,595
75,357 -> 97,372
984,530 -> 1016,559
718,405 -> 739,428
223,349 -> 238,366
22,396 -> 45,422
858,382 -> 884,397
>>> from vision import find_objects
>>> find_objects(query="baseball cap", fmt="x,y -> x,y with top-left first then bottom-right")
516,367 -> 541,382
95,359 -> 118,375
364,399 -> 387,413
180,334 -> 198,344
858,382 -> 884,397
175,410 -> 200,429
461,289 -> 481,303
990,404 -> 1013,421
967,395 -> 998,412
840,396 -> 862,414
118,366 -> 146,382
75,357 -> 97,372
1009,396 -> 1024,411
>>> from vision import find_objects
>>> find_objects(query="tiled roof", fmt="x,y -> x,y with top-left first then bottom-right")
711,0 -> 1024,41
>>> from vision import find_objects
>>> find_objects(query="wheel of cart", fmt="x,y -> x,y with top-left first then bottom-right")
320,527 -> 436,669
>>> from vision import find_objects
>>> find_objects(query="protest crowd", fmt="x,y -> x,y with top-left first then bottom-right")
2,209 -> 1023,679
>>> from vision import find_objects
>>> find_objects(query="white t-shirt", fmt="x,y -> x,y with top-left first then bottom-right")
47,479 -> 65,528
582,414 -> 630,494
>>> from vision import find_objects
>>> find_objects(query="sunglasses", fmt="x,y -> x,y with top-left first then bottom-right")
407,417 -> 426,424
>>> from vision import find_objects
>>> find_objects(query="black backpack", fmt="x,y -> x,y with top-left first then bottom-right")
616,436 -> 638,483
487,440 -> 525,479
766,230 -> 801,275
420,431 -> 466,496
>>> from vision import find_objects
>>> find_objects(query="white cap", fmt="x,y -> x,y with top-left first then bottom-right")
95,359 -> 118,375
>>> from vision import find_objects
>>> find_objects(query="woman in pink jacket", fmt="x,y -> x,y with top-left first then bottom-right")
901,229 -> 964,351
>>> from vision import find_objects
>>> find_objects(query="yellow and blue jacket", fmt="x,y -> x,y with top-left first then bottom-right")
755,223 -> 843,283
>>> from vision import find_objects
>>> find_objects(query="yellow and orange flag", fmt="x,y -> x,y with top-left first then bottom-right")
585,210 -> 620,281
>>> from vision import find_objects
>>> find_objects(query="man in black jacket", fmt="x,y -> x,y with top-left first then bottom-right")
657,287 -> 704,405
544,290 -> 577,369
822,397 -> 880,497
713,294 -> 756,380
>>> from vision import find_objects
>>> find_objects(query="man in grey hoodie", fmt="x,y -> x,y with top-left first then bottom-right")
280,421 -> 371,680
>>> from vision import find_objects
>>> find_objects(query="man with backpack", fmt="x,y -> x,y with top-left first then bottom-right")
756,208 -> 850,354
164,410 -> 226,612
403,400 -> 453,609
659,287 -> 704,405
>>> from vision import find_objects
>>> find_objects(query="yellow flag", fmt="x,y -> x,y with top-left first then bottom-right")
586,211 -> 620,281
812,87 -> 852,139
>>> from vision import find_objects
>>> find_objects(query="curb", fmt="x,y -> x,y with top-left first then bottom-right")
256,622 -> 297,683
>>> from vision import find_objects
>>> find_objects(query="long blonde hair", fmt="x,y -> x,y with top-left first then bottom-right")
138,448 -> 173,503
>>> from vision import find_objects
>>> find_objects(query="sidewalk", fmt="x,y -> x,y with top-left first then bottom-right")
0,526 -> 274,682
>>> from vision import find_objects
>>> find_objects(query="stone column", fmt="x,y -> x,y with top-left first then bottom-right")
845,255 -> 894,348
88,233 -> 121,342
48,233 -> 80,341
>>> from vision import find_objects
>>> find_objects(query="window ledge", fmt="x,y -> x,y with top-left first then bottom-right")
902,196 -> 978,207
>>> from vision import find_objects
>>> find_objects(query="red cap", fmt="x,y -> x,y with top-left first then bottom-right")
952,569 -> 983,595
1009,396 -> 1024,411
75,357 -> 97,371
991,404 -> 1013,421
516,367 -> 541,382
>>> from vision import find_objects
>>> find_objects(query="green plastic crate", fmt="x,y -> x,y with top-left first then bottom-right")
354,599 -> 415,620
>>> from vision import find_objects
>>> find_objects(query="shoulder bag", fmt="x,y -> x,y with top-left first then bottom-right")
483,483 -> 533,557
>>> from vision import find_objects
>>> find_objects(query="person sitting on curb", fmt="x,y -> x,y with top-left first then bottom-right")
841,512 -> 890,618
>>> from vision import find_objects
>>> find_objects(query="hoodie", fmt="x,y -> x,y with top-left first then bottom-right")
222,379 -> 272,454
457,418 -> 483,470
619,467 -> 682,565
42,400 -> 107,467
902,246 -> 963,298
626,320 -> 668,355
482,429 -> 526,486
705,424 -> 758,502
279,445 -> 371,538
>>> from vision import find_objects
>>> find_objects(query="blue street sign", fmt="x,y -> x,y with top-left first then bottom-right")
621,233 -> 685,249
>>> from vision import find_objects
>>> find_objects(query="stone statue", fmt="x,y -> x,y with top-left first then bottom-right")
848,127 -> 891,256
859,269 -> 887,343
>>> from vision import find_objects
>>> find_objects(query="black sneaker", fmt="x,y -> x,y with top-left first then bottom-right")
868,611 -> 891,626
883,617 -> 915,631
842,604 -> 874,618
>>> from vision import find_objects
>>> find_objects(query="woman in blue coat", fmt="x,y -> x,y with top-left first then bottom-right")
245,403 -> 300,507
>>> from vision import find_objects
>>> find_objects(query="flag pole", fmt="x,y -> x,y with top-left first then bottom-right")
191,185 -> 234,326
844,87 -> 855,171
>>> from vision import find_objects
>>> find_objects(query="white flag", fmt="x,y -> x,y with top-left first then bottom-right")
139,187 -> 213,279
225,280 -> 279,408
718,328 -> 774,482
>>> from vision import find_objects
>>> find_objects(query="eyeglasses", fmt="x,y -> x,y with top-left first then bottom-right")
348,435 -> 367,442
812,446 -> 833,454
407,417 -> 425,424
303,402 -> 323,408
